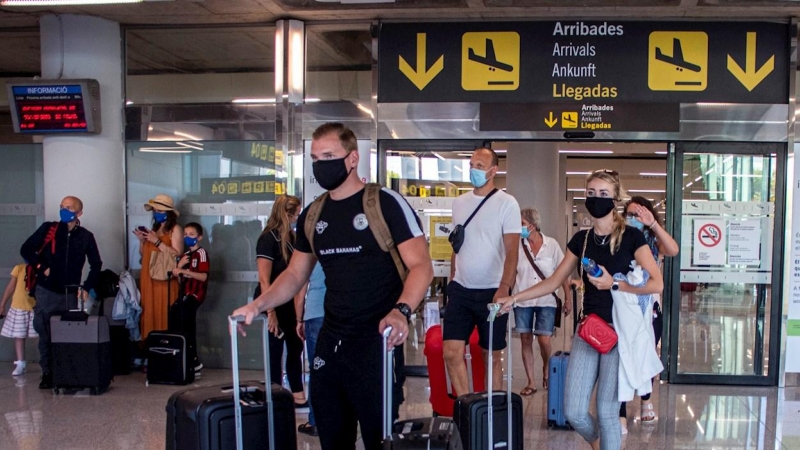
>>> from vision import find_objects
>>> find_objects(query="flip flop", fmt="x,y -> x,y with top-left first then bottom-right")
520,386 -> 537,396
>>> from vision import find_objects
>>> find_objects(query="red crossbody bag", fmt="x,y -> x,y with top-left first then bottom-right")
577,229 -> 618,354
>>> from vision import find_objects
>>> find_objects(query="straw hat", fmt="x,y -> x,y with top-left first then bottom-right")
144,194 -> 180,216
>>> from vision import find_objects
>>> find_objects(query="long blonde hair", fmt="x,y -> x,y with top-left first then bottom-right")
261,195 -> 301,263
585,170 -> 626,255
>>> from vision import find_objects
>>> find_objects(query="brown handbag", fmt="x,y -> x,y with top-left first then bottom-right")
148,249 -> 176,281
520,239 -> 563,328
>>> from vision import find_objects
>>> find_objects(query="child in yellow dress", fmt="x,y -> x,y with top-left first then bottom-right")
0,263 -> 38,376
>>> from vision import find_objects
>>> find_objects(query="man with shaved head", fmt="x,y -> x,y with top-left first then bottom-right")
21,196 -> 102,389
443,148 -> 521,396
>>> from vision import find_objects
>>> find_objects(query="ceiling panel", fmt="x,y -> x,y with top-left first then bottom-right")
0,31 -> 39,76
126,27 -> 274,74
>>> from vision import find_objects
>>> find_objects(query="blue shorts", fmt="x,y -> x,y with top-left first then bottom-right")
514,306 -> 556,335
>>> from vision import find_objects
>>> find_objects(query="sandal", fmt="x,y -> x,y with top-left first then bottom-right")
520,386 -> 537,396
641,400 -> 657,422
298,422 -> 318,436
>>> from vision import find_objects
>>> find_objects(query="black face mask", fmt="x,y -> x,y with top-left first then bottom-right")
585,197 -> 616,218
313,157 -> 352,191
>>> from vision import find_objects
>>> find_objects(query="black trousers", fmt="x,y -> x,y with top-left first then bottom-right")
268,301 -> 305,393
310,329 -> 405,450
168,295 -> 200,366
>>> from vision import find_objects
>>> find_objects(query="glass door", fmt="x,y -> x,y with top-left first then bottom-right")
668,142 -> 786,385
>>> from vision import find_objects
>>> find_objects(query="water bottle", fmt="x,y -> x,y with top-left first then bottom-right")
581,257 -> 603,277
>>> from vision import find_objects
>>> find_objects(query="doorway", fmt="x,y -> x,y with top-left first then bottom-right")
667,142 -> 786,385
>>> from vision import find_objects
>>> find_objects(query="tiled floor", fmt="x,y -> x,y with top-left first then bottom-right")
0,336 -> 795,450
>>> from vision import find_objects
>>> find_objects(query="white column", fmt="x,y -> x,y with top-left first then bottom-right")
506,142 -> 566,246
39,15 -> 125,273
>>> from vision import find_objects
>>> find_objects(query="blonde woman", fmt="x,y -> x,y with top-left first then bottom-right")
498,170 -> 662,450
255,195 -> 307,407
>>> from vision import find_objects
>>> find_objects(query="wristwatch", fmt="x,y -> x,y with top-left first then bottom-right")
611,281 -> 620,291
394,303 -> 412,322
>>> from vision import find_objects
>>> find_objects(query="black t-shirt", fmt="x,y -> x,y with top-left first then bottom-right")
567,226 -> 648,324
254,230 -> 294,297
295,187 -> 424,338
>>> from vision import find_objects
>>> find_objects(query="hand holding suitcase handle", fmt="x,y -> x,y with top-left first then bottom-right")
228,315 -> 274,450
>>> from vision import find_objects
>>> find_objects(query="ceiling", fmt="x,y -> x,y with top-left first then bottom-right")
2,0 -> 800,29
1,0 -> 799,76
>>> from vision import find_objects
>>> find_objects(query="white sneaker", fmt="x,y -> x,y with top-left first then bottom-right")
12,361 -> 26,376
619,417 -> 628,434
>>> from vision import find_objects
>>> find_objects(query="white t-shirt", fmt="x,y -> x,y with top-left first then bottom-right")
452,189 -> 521,289
513,234 -> 565,308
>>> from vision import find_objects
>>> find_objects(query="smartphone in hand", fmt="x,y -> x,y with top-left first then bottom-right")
137,226 -> 148,233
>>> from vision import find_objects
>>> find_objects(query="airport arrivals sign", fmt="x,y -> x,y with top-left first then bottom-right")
378,21 -> 788,105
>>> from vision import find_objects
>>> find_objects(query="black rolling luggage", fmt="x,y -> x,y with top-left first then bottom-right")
51,287 -> 113,395
453,304 -> 523,450
146,331 -> 194,385
164,315 -> 297,450
147,275 -> 194,385
383,327 -> 463,450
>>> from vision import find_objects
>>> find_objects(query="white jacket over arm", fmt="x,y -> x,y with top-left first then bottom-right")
612,262 -> 663,402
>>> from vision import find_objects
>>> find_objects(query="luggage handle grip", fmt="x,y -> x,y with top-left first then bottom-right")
382,326 -> 393,441
228,314 -> 273,450
486,302 -> 514,450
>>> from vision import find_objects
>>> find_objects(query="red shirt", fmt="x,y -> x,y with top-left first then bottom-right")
181,247 -> 210,303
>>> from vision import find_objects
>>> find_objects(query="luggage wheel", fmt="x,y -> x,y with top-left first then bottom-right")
53,387 -> 59,395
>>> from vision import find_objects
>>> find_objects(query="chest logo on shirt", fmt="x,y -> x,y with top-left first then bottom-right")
192,260 -> 197,268
353,213 -> 369,231
315,221 -> 328,234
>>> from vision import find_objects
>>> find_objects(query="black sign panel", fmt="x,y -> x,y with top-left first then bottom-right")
480,102 -> 680,132
378,21 -> 788,104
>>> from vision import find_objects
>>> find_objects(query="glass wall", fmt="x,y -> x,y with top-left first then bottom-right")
0,144 -> 43,362
125,26 -> 283,369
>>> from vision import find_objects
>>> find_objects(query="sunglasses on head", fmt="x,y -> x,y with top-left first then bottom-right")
592,169 -> 619,180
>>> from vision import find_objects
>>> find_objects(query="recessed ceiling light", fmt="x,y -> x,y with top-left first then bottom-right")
559,150 -> 614,154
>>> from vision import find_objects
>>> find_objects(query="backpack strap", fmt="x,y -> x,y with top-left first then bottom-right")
303,193 -> 329,255
363,183 -> 408,281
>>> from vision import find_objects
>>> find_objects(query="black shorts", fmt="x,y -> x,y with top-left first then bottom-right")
442,281 -> 508,351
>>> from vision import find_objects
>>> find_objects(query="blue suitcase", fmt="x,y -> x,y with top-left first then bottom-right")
547,351 -> 571,429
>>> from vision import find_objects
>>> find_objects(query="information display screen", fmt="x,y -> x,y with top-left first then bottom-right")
5,79 -> 101,134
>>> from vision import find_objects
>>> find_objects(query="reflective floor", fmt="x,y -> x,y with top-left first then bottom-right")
0,335 -> 795,450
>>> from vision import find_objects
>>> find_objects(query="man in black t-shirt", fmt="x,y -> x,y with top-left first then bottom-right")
233,123 -> 433,450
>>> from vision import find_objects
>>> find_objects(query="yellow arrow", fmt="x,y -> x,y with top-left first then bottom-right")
727,32 -> 774,92
544,112 -> 558,128
399,33 -> 444,91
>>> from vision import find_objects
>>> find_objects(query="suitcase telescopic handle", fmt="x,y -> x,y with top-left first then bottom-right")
486,302 -> 514,450
229,315 -> 273,450
382,326 -> 394,441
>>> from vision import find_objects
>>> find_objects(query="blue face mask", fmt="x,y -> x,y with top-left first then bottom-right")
184,236 -> 198,248
153,211 -> 168,223
469,168 -> 489,188
59,208 -> 77,223
626,217 -> 645,231
521,226 -> 531,239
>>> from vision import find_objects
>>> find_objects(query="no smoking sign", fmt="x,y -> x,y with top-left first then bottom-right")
698,223 -> 722,247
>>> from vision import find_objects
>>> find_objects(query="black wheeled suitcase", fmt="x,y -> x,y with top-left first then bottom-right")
383,327 -> 463,450
453,304 -> 523,450
165,315 -> 297,450
146,331 -> 194,385
51,287 -> 113,395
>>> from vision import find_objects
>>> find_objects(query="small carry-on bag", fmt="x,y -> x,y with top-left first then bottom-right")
146,331 -> 194,385
165,315 -> 297,450
51,286 -> 113,395
147,273 -> 194,386
453,304 -> 523,450
424,325 -> 485,417
547,351 -> 571,429
383,327 -> 463,450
